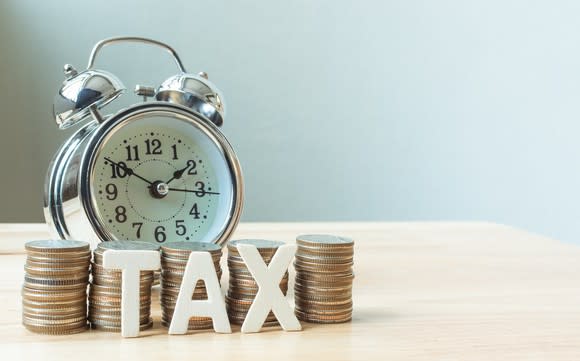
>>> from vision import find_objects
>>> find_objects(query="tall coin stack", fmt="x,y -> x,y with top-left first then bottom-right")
160,242 -> 223,330
294,234 -> 354,323
22,240 -> 91,334
226,239 -> 288,327
88,241 -> 159,332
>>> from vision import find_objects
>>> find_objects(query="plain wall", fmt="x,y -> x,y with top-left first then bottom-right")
0,0 -> 578,242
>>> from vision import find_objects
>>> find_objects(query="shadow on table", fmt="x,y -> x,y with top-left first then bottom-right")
352,307 -> 400,324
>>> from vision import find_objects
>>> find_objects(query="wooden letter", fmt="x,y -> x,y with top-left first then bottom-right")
168,251 -> 231,334
237,244 -> 302,333
102,250 -> 160,338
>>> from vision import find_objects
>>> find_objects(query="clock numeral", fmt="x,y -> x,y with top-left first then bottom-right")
105,184 -> 118,200
110,161 -> 128,178
115,206 -> 127,223
189,203 -> 200,219
145,139 -> 162,155
125,145 -> 140,161
154,226 -> 167,243
175,220 -> 186,236
195,181 -> 206,197
187,160 -> 197,175
171,144 -> 179,160
132,222 -> 143,238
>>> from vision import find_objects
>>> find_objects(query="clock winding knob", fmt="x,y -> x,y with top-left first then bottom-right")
63,64 -> 78,79
134,85 -> 156,101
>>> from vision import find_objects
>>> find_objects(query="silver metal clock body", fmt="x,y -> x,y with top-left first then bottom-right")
44,37 -> 243,249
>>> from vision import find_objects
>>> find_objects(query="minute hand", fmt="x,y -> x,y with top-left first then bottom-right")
168,187 -> 220,196
104,157 -> 153,185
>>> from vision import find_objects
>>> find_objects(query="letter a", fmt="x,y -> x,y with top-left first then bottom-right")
168,251 -> 231,334
102,250 -> 160,338
237,244 -> 302,333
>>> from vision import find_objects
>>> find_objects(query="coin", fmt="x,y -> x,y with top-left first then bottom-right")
90,262 -> 154,274
228,239 -> 285,250
22,297 -> 86,308
23,321 -> 89,335
296,234 -> 354,247
90,319 -> 153,332
294,309 -> 352,323
25,240 -> 90,253
161,241 -> 221,252
24,265 -> 90,276
22,285 -> 86,296
97,240 -> 160,251
160,318 -> 214,329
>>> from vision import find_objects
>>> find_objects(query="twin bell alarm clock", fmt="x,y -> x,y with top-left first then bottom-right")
44,37 -> 243,248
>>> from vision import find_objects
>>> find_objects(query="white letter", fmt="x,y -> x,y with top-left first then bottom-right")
168,251 -> 231,334
102,250 -> 160,338
237,244 -> 302,333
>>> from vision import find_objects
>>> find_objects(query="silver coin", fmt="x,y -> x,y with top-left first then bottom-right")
26,240 -> 90,252
296,234 -> 354,246
97,241 -> 160,251
161,241 -> 221,252
228,239 -> 285,250
90,319 -> 152,332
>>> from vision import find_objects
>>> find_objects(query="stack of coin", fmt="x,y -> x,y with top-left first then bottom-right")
160,242 -> 223,330
294,234 -> 354,323
226,239 -> 288,327
22,240 -> 91,334
88,241 -> 159,332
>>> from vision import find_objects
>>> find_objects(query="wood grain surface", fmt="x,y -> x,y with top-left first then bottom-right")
0,222 -> 579,360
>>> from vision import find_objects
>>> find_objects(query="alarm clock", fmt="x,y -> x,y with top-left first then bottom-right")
44,37 -> 243,248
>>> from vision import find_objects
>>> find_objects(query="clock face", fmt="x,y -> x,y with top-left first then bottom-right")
88,111 -> 235,244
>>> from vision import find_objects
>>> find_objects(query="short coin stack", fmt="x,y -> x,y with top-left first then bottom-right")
294,234 -> 354,323
160,242 -> 223,330
88,241 -> 159,332
226,239 -> 288,327
22,240 -> 91,334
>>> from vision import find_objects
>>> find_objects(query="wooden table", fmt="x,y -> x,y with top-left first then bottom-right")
1,222 -> 579,360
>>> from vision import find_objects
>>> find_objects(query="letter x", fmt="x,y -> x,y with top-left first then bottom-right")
236,244 -> 302,333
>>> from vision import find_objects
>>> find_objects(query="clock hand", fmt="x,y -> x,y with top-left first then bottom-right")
165,165 -> 189,185
168,187 -> 220,196
104,157 -> 153,185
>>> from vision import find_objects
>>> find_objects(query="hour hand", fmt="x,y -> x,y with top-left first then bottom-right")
104,157 -> 153,185
165,165 -> 189,185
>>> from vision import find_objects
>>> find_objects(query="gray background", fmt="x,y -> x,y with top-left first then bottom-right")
0,1 -> 578,242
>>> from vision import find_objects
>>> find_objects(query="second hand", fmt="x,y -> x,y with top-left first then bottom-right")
168,187 -> 220,196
